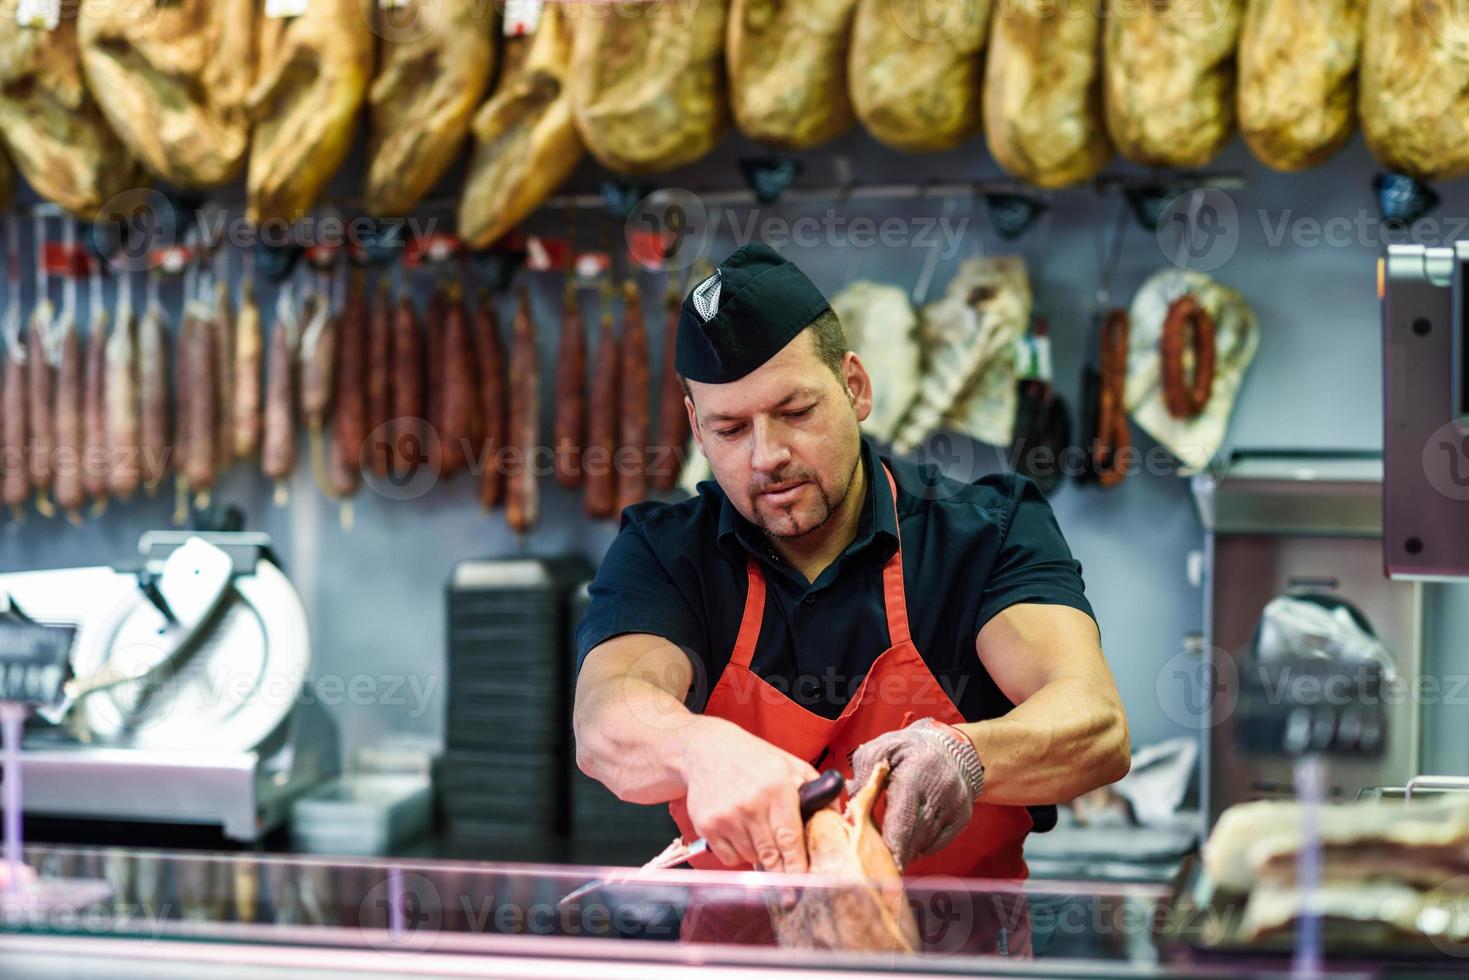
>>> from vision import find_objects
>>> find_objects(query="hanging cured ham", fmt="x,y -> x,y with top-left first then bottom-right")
569,0 -> 729,173
727,0 -> 857,149
78,0 -> 254,188
246,0 -> 374,225
365,0 -> 496,216
458,3 -> 582,248
0,9 -> 143,215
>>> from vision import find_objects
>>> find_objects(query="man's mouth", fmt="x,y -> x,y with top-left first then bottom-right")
758,480 -> 809,506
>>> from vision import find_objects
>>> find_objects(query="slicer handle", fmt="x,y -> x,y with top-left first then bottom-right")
136,570 -> 178,625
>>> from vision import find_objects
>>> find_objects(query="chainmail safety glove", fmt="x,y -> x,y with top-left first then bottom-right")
850,718 -> 986,871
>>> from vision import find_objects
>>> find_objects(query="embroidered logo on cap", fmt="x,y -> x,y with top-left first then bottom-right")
692,269 -> 722,322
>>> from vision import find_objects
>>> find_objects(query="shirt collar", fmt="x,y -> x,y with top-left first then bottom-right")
716,437 -> 899,566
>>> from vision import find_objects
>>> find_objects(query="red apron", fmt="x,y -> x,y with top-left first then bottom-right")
668,463 -> 1033,956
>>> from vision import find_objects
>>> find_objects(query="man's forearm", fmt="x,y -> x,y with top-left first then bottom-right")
953,677 -> 1130,806
574,673 -> 715,806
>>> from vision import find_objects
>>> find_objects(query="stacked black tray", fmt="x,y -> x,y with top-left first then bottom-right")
565,582 -> 679,866
442,557 -> 589,860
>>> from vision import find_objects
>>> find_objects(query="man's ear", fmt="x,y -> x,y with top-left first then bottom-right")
684,395 -> 706,454
844,352 -> 874,424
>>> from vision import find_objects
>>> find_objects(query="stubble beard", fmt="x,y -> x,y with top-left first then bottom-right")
756,450 -> 861,541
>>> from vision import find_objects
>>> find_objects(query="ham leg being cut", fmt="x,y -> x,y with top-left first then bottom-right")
771,761 -> 920,954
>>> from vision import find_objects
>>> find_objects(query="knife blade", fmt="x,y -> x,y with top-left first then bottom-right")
557,769 -> 846,908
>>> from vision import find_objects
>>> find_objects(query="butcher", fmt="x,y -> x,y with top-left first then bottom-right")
573,243 -> 1130,952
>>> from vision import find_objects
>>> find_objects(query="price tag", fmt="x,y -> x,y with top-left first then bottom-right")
0,623 -> 73,707
265,0 -> 309,19
504,0 -> 542,36
15,0 -> 60,31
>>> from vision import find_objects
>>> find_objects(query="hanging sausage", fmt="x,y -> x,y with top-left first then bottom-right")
505,287 -> 540,534
365,278 -> 393,479
261,288 -> 300,505
553,278 -> 586,489
81,268 -> 109,513
471,290 -> 506,511
584,284 -> 620,519
232,271 -> 263,461
616,279 -> 649,514
651,275 -> 690,493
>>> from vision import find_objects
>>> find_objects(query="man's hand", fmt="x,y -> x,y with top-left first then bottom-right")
851,718 -> 983,871
682,716 -> 821,874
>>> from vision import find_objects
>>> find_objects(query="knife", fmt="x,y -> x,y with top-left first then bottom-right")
557,769 -> 845,909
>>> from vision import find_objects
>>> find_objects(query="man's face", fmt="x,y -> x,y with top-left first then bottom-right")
686,330 -> 874,540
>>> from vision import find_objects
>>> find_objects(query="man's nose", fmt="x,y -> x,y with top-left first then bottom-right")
750,417 -> 792,473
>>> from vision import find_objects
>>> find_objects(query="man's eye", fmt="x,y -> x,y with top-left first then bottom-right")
786,407 -> 815,420
715,425 -> 745,439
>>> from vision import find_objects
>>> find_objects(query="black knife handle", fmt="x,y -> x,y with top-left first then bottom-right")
797,770 -> 845,820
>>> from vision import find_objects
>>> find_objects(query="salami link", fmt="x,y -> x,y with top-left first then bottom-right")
652,280 -> 689,491
365,278 -> 393,478
552,279 -> 585,488
232,277 -> 263,460
26,303 -> 55,514
53,312 -> 84,520
329,273 -> 366,501
137,303 -> 169,495
184,302 -> 218,502
1160,295 -> 1216,419
505,286 -> 540,534
213,280 -> 236,471
616,279 -> 649,514
82,307 -> 109,507
471,292 -> 506,511
440,283 -> 476,478
261,291 -> 299,504
1,338 -> 24,513
390,294 -> 425,480
583,296 -> 620,519
300,291 -> 338,498
1092,308 -> 1131,489
107,303 -> 141,500
424,284 -> 446,479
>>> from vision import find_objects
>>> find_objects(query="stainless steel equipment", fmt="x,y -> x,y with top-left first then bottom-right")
1379,245 -> 1469,579
1191,452 -> 1424,827
0,532 -> 339,841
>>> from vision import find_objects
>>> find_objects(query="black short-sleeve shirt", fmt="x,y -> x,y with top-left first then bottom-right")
575,438 -> 1095,722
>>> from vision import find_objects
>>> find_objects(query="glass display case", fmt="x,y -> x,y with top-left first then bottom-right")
0,845 -> 1381,979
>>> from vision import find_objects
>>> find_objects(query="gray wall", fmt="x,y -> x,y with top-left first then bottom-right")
1,124 -> 1465,774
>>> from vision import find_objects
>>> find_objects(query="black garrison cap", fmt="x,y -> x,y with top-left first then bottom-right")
675,243 -> 832,384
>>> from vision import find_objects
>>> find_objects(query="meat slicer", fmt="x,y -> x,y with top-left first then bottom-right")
0,531 -> 338,843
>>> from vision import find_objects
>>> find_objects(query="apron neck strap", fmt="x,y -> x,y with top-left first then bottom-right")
878,462 -> 912,648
